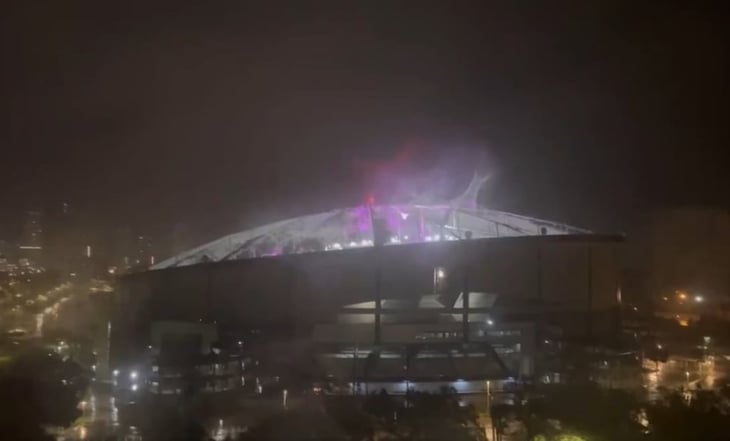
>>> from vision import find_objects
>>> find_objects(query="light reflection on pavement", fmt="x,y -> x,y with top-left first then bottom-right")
56,384 -> 118,441
643,354 -> 730,400
48,354 -> 730,441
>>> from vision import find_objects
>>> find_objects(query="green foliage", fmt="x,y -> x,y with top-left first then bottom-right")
645,388 -> 730,441
0,375 -> 83,439
241,390 -> 483,441
526,383 -> 643,441
365,389 -> 482,441
326,397 -> 375,441
139,408 -> 208,441
240,405 -> 349,441
526,383 -> 730,441
0,350 -> 89,440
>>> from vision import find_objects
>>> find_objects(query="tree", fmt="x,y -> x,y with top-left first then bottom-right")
362,351 -> 380,395
139,407 -> 208,441
388,390 -> 482,441
0,348 -> 90,440
364,390 -> 469,439
325,397 -> 375,441
524,382 -> 730,441
524,383 -> 644,441
646,388 -> 730,441
240,406 -> 349,441
362,389 -> 397,422
0,374 -> 82,440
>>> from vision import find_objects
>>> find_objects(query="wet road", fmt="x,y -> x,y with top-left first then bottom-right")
55,384 -> 119,440
50,354 -> 730,441
643,354 -> 730,400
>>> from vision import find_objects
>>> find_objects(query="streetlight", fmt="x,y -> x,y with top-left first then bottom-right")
694,295 -> 704,303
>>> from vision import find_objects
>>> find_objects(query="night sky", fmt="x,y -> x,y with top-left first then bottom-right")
1,1 -> 727,241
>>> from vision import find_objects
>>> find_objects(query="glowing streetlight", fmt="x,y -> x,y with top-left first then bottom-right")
694,295 -> 704,303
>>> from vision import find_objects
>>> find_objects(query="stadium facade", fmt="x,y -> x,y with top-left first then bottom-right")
111,175 -> 623,392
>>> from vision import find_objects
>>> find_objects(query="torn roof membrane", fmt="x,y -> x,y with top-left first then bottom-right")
152,171 -> 588,269
152,204 -> 588,269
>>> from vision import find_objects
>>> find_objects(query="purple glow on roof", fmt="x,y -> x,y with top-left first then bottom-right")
383,207 -> 402,236
152,172 -> 591,270
354,204 -> 371,235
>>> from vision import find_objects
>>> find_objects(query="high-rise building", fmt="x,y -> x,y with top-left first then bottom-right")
0,239 -> 11,259
44,201 -> 86,273
170,224 -> 193,258
18,210 -> 43,262
136,235 -> 154,268
112,227 -> 134,270
0,240 -> 11,271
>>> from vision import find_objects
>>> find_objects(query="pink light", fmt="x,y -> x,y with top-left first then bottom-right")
354,205 -> 371,234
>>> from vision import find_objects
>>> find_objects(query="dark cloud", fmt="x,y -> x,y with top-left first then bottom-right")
1,1 -> 727,240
